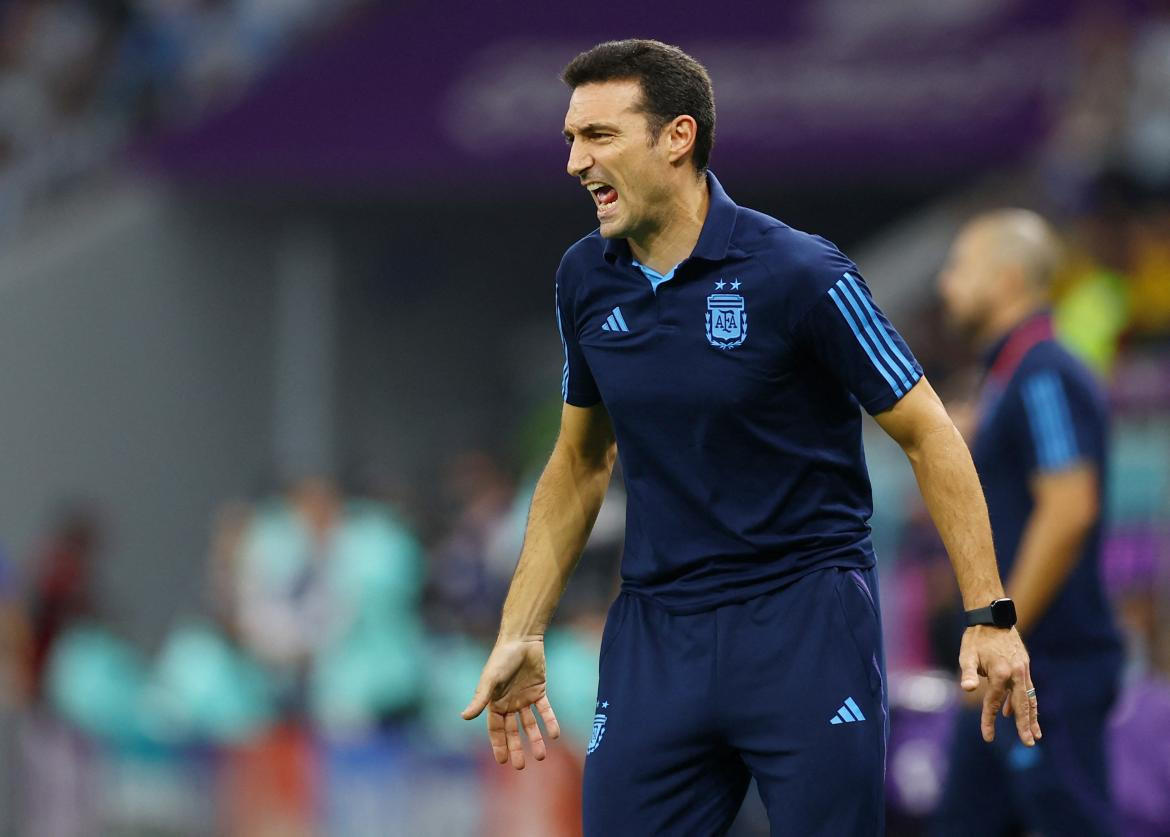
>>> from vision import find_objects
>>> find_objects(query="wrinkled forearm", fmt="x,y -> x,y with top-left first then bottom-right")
904,423 -> 1005,610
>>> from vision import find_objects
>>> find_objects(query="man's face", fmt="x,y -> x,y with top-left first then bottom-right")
937,224 -> 1001,340
563,80 -> 672,239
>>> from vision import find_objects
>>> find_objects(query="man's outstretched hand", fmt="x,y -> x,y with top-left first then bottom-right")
461,637 -> 562,770
959,625 -> 1042,746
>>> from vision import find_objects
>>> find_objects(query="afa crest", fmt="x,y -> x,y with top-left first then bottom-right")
587,711 -> 607,755
706,292 -> 747,349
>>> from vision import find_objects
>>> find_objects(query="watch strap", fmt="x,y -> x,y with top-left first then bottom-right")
966,605 -> 994,627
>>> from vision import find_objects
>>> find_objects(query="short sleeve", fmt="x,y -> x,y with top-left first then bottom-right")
1018,369 -> 1092,473
794,271 -> 923,415
555,278 -> 601,407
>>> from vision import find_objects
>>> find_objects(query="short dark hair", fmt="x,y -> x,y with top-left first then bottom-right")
561,39 -> 715,172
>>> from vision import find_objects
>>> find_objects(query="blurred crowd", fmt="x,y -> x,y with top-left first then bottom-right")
0,446 -> 627,835
0,0 -> 360,226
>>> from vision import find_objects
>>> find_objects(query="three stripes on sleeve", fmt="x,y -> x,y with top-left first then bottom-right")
1022,371 -> 1080,470
827,273 -> 921,399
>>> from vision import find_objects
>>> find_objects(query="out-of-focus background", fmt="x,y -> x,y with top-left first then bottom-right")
0,0 -> 1167,834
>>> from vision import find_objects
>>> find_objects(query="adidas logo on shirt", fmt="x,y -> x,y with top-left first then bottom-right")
601,307 -> 629,333
829,696 -> 867,725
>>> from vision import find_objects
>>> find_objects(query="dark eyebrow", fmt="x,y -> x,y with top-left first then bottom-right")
562,121 -> 620,139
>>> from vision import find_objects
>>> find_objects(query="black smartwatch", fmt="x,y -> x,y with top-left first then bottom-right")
966,598 -> 1017,629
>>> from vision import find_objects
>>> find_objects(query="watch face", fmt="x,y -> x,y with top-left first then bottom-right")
991,598 -> 1017,628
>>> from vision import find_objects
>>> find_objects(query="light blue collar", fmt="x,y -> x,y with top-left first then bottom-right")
632,259 -> 680,293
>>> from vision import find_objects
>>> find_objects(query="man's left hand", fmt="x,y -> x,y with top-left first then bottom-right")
958,626 -> 1042,745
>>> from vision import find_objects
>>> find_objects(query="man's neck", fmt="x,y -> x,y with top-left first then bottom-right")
979,297 -> 1047,350
628,176 -> 710,274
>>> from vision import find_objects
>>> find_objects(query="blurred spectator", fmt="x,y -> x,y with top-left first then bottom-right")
26,504 -> 101,700
1051,173 -> 1170,378
1120,0 -> 1170,189
236,477 -> 343,674
1124,195 -> 1170,340
1052,172 -> 1134,377
235,475 -> 426,732
428,450 -> 519,637
147,586 -> 275,746
16,506 -> 106,837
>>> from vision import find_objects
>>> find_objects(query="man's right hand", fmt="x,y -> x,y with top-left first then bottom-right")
461,637 -> 561,770
959,625 -> 1041,746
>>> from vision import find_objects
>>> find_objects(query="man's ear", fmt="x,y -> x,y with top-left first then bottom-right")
665,115 -> 697,165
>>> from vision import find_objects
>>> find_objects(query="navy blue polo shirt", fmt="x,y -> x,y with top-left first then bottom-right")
972,314 -> 1122,659
554,173 -> 923,612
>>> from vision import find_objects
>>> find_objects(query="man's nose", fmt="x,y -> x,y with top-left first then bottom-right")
567,140 -> 591,179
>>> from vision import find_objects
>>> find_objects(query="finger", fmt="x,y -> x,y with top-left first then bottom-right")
521,706 -> 547,761
1026,664 -> 1042,741
1003,689 -> 1013,717
487,709 -> 509,765
982,679 -> 1007,742
535,696 -> 561,740
959,644 -> 980,692
462,680 -> 491,721
506,709 -> 526,770
1008,664 -> 1035,746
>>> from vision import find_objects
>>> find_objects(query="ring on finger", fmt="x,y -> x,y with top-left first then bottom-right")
1025,687 -> 1037,699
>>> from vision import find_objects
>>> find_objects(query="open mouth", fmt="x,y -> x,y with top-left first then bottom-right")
587,182 -> 619,214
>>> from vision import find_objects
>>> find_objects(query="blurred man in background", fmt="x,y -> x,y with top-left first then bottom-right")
26,506 -> 100,701
464,39 -> 1039,836
935,210 -> 1124,836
